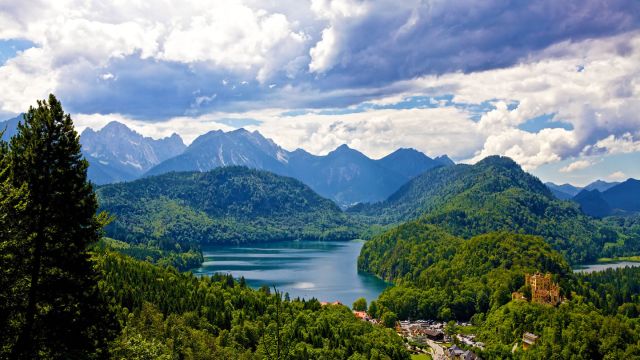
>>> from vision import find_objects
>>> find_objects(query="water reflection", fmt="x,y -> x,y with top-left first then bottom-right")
193,240 -> 390,306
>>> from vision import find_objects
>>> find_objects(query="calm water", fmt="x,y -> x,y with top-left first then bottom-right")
574,261 -> 640,274
193,240 -> 390,306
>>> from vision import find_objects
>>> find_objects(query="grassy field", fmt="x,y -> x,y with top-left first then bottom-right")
411,354 -> 432,360
597,256 -> 640,263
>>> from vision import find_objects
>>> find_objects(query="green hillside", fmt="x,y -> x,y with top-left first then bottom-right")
360,229 -> 570,320
97,167 -> 359,250
96,250 -> 409,359
351,156 -> 614,264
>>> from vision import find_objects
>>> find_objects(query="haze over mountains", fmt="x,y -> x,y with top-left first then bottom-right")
143,127 -> 454,206
545,181 -> 620,200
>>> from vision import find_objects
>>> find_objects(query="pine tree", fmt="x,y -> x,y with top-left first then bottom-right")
4,95 -> 116,358
0,132 -> 31,355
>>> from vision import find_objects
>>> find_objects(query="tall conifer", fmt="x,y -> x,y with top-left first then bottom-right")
3,95 -> 115,358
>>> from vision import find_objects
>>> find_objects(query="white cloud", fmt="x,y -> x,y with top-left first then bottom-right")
73,105 -> 481,159
401,30 -> 640,169
560,159 -> 593,173
588,133 -> 640,155
309,26 -> 338,73
0,47 -> 58,114
607,171 -> 628,182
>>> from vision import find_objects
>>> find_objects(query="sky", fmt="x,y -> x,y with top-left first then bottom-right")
1,0 -> 640,186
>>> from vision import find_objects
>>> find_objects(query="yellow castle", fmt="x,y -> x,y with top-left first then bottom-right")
512,272 -> 561,306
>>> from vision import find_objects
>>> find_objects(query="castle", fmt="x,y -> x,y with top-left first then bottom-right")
512,272 -> 561,306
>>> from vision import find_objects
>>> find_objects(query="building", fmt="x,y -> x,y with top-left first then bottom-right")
424,329 -> 444,341
447,345 -> 479,360
512,273 -> 562,306
526,273 -> 561,306
522,332 -> 539,350
353,310 -> 369,320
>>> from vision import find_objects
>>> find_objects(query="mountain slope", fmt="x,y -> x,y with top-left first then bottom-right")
97,167 -> 358,248
0,115 -> 22,141
286,145 -> 410,206
603,178 -> 640,213
146,128 -> 452,206
145,128 -> 288,176
546,182 -> 582,200
81,121 -> 186,184
573,189 -> 613,218
584,180 -> 620,192
573,179 -> 640,217
350,156 -> 610,263
376,148 -> 444,179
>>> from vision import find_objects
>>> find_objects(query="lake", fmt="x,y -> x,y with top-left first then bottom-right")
573,261 -> 640,274
193,240 -> 390,306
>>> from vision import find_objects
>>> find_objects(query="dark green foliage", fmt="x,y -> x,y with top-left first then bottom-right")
365,230 -> 569,321
573,189 -> 612,218
98,251 -> 410,359
477,300 -> 640,359
599,215 -> 640,257
352,156 -> 613,264
97,167 -> 359,252
0,95 -> 116,358
95,238 -> 203,271
353,297 -> 367,311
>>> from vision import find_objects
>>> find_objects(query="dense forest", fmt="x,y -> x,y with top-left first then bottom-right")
96,167 -> 361,267
358,218 -> 640,358
98,250 -> 409,359
351,156 -> 635,264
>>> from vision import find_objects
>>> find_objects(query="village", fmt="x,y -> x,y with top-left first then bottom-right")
348,272 -> 563,359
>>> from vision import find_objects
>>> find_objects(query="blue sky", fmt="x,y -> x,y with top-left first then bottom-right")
1,0 -> 639,185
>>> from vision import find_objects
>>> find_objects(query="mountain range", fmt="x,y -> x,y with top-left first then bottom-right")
573,179 -> 640,217
82,121 -> 186,183
545,180 -> 620,200
144,127 -> 454,206
1,116 -> 453,206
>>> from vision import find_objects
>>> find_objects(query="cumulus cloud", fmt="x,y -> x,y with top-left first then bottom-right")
1,0 -> 640,173
607,171 -> 628,182
588,133 -> 640,155
560,160 -> 594,173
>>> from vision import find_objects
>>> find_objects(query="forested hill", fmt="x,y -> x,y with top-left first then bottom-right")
350,156 -> 611,264
96,250 -> 409,359
97,166 -> 359,248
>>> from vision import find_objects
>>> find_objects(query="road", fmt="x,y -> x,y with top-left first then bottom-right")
425,339 -> 446,360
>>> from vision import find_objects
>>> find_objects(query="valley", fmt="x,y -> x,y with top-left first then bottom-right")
2,104 -> 640,359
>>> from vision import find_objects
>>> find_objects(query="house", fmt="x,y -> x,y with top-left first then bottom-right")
522,332 -> 539,350
446,345 -> 479,360
424,329 -> 444,341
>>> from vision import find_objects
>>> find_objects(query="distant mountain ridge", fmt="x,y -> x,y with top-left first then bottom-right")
0,114 -> 22,141
1,116 -> 450,205
81,121 -> 186,184
545,180 -> 621,200
144,127 -> 453,206
574,178 -> 640,217
0,117 -> 454,205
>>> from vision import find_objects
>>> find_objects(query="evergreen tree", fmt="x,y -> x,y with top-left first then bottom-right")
3,95 -> 116,358
0,132 -> 31,355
